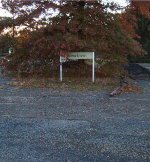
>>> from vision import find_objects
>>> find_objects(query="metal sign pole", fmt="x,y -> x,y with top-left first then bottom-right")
92,52 -> 95,82
60,56 -> 63,82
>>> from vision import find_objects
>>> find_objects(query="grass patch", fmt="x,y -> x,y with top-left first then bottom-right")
10,77 -> 118,91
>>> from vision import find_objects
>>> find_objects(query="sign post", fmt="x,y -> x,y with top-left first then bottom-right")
92,52 -> 95,82
60,57 -> 63,82
60,52 -> 95,82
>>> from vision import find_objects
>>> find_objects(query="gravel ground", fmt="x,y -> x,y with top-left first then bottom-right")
0,75 -> 150,162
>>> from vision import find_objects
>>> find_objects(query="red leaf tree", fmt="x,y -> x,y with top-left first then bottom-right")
1,0 -> 146,76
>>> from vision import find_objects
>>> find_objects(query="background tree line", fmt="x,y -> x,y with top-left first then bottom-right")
0,0 -> 149,78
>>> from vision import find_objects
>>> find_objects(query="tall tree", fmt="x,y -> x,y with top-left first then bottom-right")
124,0 -> 150,62
1,0 -> 146,76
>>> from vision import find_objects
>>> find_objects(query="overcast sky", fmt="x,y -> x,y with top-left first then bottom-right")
0,0 -> 127,17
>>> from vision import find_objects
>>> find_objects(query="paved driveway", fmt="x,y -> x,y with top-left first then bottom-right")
0,76 -> 150,162
139,63 -> 150,71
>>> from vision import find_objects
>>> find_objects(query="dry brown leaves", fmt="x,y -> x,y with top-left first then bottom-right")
122,84 -> 142,93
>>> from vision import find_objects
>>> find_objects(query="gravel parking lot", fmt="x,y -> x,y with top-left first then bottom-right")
0,76 -> 150,162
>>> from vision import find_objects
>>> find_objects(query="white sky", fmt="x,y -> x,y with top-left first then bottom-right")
0,0 -> 127,17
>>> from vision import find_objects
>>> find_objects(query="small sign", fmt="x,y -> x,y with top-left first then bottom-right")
60,52 -> 93,62
60,52 -> 95,82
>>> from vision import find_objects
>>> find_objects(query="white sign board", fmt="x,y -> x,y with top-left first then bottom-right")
60,52 -> 93,62
60,52 -> 95,82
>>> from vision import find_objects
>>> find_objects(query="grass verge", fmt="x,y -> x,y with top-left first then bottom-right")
10,77 -> 118,91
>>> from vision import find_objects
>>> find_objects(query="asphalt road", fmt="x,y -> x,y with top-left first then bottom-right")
139,63 -> 150,71
0,76 -> 150,162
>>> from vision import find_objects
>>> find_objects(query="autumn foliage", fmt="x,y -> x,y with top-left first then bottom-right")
131,0 -> 150,18
0,0 -> 148,77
